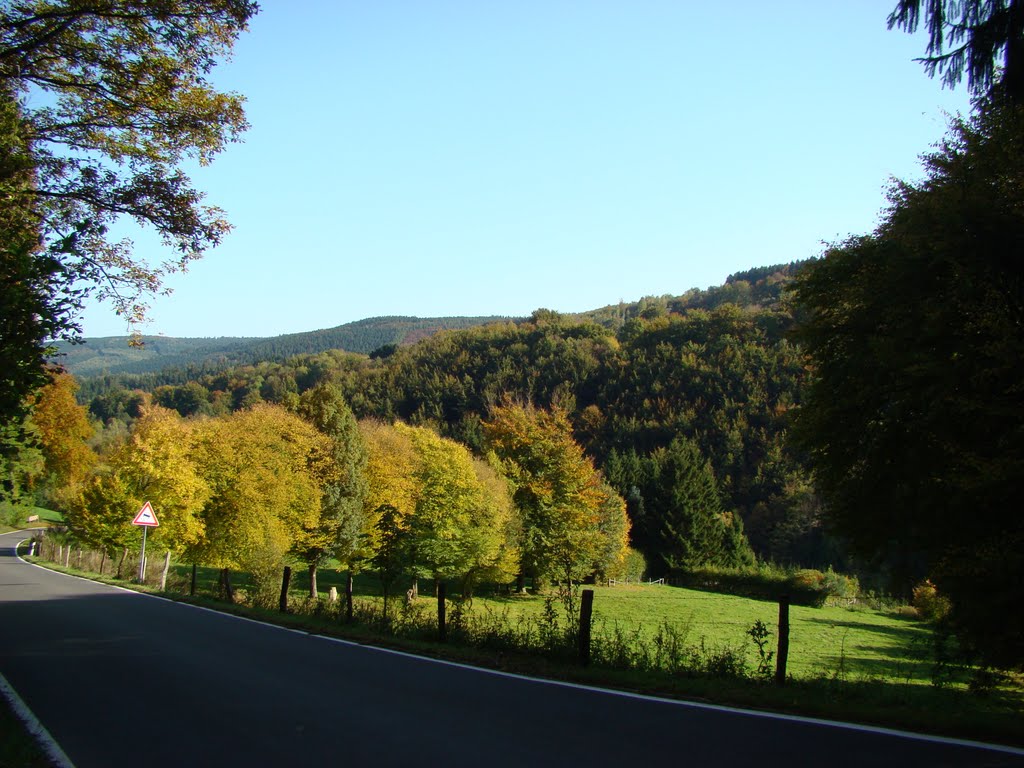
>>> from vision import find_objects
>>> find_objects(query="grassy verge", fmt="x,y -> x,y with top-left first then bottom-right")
21,547 -> 1023,749
0,685 -> 58,768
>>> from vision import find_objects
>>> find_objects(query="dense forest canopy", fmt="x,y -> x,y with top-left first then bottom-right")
66,263 -> 828,572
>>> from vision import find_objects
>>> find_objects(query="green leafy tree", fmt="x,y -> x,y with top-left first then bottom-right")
64,470 -> 138,575
889,0 -> 1024,102
397,423 -> 520,593
0,1 -> 256,444
0,421 -> 43,524
295,383 -> 368,596
371,504 -> 408,622
0,0 -> 257,329
0,89 -> 73,438
792,99 -> 1024,668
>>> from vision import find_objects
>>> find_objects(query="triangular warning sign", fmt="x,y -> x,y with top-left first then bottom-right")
132,501 -> 159,527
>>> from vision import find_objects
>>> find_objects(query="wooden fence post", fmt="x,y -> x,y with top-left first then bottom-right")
775,594 -> 790,685
160,551 -> 171,591
221,568 -> 235,604
279,566 -> 292,613
579,589 -> 595,666
437,582 -> 447,642
345,572 -> 354,623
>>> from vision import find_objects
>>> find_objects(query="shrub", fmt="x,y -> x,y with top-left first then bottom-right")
607,547 -> 647,582
822,567 -> 860,600
792,569 -> 825,590
912,579 -> 951,623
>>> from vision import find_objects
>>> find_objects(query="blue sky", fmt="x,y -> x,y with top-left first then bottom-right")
79,1 -> 973,339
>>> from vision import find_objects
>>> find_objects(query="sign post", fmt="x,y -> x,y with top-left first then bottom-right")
132,502 -> 159,582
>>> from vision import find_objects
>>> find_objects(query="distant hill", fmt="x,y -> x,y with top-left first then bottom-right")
54,261 -> 810,378
53,316 -> 515,377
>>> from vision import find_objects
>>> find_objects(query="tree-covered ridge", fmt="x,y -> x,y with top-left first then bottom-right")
62,262 -> 808,383
52,315 -> 518,376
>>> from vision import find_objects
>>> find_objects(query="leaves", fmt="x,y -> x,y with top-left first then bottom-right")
792,99 -> 1024,666
0,0 -> 257,336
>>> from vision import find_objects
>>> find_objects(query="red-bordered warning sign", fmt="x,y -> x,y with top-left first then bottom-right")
132,501 -> 159,527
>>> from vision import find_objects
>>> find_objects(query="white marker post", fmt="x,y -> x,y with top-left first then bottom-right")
132,502 -> 160,582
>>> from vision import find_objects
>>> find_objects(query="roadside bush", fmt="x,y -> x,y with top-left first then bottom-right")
667,564 -> 860,607
912,580 -> 951,623
606,547 -> 646,582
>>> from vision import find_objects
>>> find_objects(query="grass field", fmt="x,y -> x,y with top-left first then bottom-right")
176,564 -> 942,685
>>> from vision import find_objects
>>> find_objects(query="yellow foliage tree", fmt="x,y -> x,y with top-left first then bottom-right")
107,405 -> 209,554
359,419 -> 421,557
484,403 -> 618,588
192,404 -> 329,603
27,371 -> 96,506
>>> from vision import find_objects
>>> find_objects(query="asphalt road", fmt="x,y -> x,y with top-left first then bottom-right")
1,530 -> 1021,768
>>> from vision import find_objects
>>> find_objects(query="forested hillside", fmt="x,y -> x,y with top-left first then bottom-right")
53,316 -> 513,376
75,262 -> 831,570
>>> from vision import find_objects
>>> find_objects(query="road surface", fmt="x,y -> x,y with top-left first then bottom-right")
1,531 -> 1021,767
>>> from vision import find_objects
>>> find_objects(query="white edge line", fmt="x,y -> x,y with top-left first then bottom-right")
0,671 -> 76,768
10,537 -> 1024,758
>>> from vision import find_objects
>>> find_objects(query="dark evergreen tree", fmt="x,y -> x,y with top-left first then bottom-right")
296,383 -> 369,594
889,0 -> 1024,102
641,436 -> 754,573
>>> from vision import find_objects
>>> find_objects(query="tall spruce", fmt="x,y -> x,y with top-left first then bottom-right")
296,384 -> 368,597
643,436 -> 754,573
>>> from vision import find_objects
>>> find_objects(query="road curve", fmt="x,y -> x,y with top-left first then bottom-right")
1,531 -> 1021,768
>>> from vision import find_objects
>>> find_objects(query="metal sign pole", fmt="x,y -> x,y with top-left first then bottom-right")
138,525 -> 148,582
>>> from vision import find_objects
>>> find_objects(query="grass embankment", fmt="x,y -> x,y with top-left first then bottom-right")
21,544 -> 1024,748
0,506 -> 62,534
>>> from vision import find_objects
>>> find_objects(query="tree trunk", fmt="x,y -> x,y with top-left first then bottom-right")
308,562 -> 318,599
99,550 -> 106,575
116,547 -> 128,578
516,572 -> 526,594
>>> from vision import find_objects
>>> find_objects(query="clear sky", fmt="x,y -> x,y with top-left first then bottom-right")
78,1 -> 973,339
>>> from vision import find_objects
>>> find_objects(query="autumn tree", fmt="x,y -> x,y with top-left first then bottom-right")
359,419 -> 420,563
464,457 -> 521,594
192,404 -> 329,605
65,404 -> 207,576
64,471 -> 138,576
26,371 -> 96,506
483,403 -> 614,590
593,481 -> 631,581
